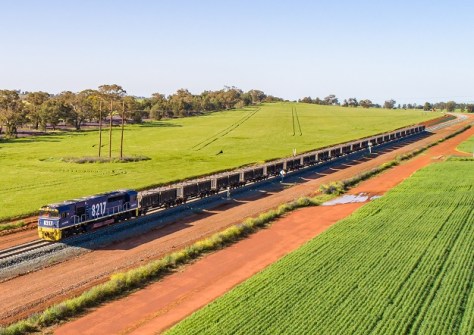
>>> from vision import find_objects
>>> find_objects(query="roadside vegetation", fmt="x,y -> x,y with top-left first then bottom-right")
0,103 -> 442,221
167,159 -> 474,335
457,135 -> 474,154
0,221 -> 27,232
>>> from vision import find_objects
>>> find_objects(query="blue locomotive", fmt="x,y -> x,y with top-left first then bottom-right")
38,190 -> 138,241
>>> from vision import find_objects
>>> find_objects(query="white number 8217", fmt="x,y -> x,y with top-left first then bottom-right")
91,202 -> 106,217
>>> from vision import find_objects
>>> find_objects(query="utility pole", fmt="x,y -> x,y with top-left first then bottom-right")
109,100 -> 113,159
120,100 -> 125,159
98,100 -> 102,157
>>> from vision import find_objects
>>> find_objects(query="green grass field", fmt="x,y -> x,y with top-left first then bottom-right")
166,160 -> 474,335
457,135 -> 474,154
0,103 -> 441,221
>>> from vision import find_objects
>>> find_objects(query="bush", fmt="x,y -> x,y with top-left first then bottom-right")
61,156 -> 151,164
320,181 -> 345,195
0,221 -> 26,232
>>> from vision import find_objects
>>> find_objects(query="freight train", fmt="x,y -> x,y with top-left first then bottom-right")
38,125 -> 425,241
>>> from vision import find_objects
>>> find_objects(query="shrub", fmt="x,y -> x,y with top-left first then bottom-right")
61,156 -> 151,164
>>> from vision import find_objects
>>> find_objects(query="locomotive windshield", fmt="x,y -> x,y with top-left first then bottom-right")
39,207 -> 59,218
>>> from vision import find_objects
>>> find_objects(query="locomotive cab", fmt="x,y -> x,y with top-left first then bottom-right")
38,205 -> 64,241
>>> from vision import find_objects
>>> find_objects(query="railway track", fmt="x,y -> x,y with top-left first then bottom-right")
0,240 -> 53,260
426,114 -> 468,131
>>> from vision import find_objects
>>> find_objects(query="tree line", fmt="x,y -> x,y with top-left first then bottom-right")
2,86 -> 472,139
0,86 -> 282,138
298,94 -> 474,112
299,95 -> 379,108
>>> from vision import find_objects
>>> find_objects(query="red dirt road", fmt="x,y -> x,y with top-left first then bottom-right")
56,204 -> 363,335
54,121 -> 474,334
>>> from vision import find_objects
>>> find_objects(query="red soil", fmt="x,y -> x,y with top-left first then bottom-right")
53,120 -> 474,334
0,228 -> 38,250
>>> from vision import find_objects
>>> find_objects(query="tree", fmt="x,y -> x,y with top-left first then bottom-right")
445,101 -> 456,112
383,99 -> 396,109
434,102 -> 446,111
149,93 -> 170,119
248,89 -> 266,104
60,90 -> 96,130
98,84 -> 127,158
359,99 -> 372,108
123,96 -> 144,123
466,104 -> 474,113
98,84 -> 126,101
39,97 -> 70,130
324,94 -> 338,105
423,102 -> 432,111
347,98 -> 358,107
169,89 -> 194,116
239,92 -> 252,107
25,91 -> 50,129
0,90 -> 26,138
222,86 -> 242,109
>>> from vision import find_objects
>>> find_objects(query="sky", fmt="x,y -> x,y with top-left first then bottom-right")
1,0 -> 473,104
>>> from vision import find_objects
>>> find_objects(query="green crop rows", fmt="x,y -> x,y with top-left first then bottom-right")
457,135 -> 474,155
166,160 -> 474,335
0,103 -> 441,221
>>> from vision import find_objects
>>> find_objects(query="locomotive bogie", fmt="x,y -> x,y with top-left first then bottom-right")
38,226 -> 62,241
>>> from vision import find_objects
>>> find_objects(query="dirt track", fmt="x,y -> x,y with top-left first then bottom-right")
1,117 -> 472,328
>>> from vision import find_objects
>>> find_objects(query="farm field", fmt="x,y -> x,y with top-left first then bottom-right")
0,103 -> 441,221
457,134 -> 474,154
166,160 -> 474,335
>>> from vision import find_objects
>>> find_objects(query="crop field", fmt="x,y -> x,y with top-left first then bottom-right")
0,103 -> 441,221
457,135 -> 474,154
166,160 -> 474,335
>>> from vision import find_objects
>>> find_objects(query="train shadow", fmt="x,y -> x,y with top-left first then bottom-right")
95,212 -> 210,251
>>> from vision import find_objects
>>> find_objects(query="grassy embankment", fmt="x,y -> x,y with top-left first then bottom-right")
0,103 -> 441,221
167,159 -> 474,335
457,134 -> 474,154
